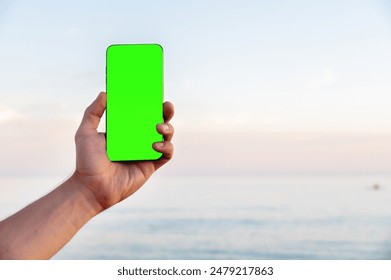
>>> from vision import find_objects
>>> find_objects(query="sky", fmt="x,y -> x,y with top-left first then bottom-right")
0,0 -> 391,176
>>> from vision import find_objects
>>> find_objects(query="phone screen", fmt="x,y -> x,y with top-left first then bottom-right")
106,44 -> 163,161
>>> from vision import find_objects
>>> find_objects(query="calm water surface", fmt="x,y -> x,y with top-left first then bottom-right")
1,175 -> 391,259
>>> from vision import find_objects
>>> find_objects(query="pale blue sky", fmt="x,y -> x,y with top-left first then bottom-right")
0,0 -> 391,176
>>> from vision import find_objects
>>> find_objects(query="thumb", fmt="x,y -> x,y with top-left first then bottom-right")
79,92 -> 106,132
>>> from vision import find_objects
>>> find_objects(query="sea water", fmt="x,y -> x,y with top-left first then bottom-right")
1,175 -> 391,259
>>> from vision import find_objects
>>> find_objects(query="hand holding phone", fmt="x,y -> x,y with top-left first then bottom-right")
74,92 -> 174,211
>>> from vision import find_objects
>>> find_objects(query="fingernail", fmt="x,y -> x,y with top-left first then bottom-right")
155,142 -> 164,148
161,124 -> 169,131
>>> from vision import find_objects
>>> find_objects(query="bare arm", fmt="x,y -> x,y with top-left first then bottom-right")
0,92 -> 175,259
0,176 -> 100,259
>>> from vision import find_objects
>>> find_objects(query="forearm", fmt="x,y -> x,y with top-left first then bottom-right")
0,174 -> 103,259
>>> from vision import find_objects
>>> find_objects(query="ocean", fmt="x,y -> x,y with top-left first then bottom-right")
1,175 -> 391,259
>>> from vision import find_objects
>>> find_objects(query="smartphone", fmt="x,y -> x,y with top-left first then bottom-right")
106,44 -> 163,161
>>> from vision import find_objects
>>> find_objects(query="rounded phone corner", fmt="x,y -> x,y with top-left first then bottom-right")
106,44 -> 117,56
153,44 -> 164,52
150,153 -> 163,161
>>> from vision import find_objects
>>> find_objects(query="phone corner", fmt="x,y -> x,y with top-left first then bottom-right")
153,43 -> 164,53
151,152 -> 163,161
106,44 -> 117,55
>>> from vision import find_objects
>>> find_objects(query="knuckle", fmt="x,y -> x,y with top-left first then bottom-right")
169,124 -> 174,134
164,143 -> 174,159
74,129 -> 81,141
165,151 -> 173,160
84,106 -> 91,117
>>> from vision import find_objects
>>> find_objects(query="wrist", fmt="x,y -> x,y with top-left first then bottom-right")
68,173 -> 105,216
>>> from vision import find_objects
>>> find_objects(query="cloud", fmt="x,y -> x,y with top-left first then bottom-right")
0,114 -> 79,177
0,106 -> 23,125
2,108 -> 390,178
165,124 -> 391,176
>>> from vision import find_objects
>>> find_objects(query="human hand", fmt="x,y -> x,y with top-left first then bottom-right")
72,92 -> 174,211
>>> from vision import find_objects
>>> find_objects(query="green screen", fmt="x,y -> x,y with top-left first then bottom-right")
106,44 -> 163,161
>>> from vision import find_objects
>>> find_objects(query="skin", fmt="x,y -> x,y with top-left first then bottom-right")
0,92 -> 175,259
